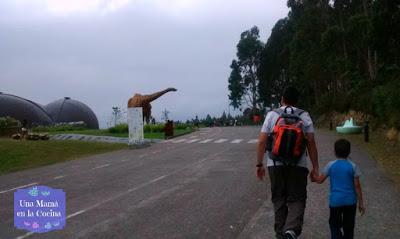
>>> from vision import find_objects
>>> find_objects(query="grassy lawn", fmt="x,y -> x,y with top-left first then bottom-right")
0,138 -> 126,175
335,129 -> 400,188
42,128 -> 194,139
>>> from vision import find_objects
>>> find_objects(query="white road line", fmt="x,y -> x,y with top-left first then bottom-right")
0,182 -> 38,194
173,139 -> 187,143
92,164 -> 111,170
186,139 -> 200,144
247,139 -> 258,144
214,139 -> 228,143
199,139 -> 214,143
16,209 -> 86,239
66,210 -> 86,219
161,139 -> 173,143
53,175 -> 65,180
14,148 -> 228,239
231,139 -> 243,144
15,232 -> 34,239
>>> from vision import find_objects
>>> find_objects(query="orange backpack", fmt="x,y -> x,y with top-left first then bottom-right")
266,106 -> 307,165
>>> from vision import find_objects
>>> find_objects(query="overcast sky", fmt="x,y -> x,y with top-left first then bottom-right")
0,0 -> 288,128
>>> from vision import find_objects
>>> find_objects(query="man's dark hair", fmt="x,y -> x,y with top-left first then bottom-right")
282,86 -> 300,106
334,139 -> 351,158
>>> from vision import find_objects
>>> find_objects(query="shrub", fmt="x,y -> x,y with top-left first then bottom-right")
108,124 -> 129,133
174,123 -> 192,130
373,79 -> 400,129
32,123 -> 88,132
0,117 -> 20,129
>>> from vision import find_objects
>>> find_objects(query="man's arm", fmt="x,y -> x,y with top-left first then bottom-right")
354,177 -> 365,215
256,132 -> 267,180
306,133 -> 319,177
257,132 -> 267,165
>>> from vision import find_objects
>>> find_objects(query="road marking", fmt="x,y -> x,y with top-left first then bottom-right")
15,232 -> 34,239
53,175 -> 65,180
214,139 -> 228,143
16,209 -> 86,239
186,139 -> 200,143
92,164 -> 111,170
231,139 -> 243,144
247,139 -> 258,144
173,139 -> 187,143
66,209 -> 86,219
14,148 -> 228,239
0,182 -> 38,194
199,139 -> 214,143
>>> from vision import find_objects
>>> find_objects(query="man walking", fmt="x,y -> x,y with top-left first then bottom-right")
256,86 -> 319,239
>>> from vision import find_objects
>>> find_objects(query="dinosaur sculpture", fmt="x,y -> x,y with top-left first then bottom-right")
127,88 -> 177,124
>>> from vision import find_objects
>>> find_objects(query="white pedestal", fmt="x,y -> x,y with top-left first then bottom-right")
127,107 -> 144,145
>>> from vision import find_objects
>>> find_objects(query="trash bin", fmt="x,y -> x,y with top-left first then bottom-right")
164,120 -> 174,139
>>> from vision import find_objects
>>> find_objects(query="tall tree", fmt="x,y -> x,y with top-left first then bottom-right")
228,26 -> 264,112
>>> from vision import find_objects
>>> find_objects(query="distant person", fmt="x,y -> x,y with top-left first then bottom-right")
312,139 -> 365,239
256,86 -> 319,239
21,119 -> 28,139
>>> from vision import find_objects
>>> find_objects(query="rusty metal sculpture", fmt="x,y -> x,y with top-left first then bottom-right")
127,88 -> 177,124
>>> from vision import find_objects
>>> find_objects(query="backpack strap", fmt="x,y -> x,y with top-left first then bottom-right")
272,108 -> 284,126
293,108 -> 305,116
272,108 -> 284,115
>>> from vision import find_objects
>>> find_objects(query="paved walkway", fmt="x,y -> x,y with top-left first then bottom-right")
239,130 -> 400,238
1,128 -> 399,238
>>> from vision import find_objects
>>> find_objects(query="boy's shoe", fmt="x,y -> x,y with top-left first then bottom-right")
284,230 -> 297,239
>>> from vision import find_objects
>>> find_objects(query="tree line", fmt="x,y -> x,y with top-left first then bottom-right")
229,0 -> 400,127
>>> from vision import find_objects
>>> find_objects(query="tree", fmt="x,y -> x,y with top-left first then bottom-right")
111,107 -> 122,126
228,26 -> 264,112
161,109 -> 170,122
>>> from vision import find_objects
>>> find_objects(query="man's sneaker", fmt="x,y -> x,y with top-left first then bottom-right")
284,230 -> 297,239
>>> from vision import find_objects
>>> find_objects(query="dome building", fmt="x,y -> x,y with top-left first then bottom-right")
0,93 -> 53,126
44,97 -> 99,129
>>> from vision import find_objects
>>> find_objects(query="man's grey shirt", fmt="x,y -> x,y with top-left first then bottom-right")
261,106 -> 314,168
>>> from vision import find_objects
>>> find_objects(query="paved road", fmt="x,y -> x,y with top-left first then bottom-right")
0,127 -> 399,239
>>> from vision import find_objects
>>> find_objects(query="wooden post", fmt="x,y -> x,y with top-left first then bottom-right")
364,121 -> 369,143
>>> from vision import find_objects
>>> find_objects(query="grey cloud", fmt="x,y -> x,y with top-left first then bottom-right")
0,0 -> 288,127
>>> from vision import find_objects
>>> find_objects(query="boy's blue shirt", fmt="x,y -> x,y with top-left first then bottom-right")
322,159 -> 361,207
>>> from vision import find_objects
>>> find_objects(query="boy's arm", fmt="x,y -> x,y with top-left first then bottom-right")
354,177 -> 365,215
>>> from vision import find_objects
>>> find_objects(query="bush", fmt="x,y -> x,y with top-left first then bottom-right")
372,79 -> 400,128
32,123 -> 88,132
144,124 -> 165,133
108,124 -> 129,133
0,117 -> 20,129
174,123 -> 192,130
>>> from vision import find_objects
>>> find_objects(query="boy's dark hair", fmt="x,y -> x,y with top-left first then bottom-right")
282,86 -> 300,106
334,139 -> 351,158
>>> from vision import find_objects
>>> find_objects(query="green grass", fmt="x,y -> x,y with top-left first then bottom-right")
42,128 -> 194,139
0,138 -> 126,175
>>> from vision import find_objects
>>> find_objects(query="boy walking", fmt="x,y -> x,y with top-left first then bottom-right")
312,139 -> 365,239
